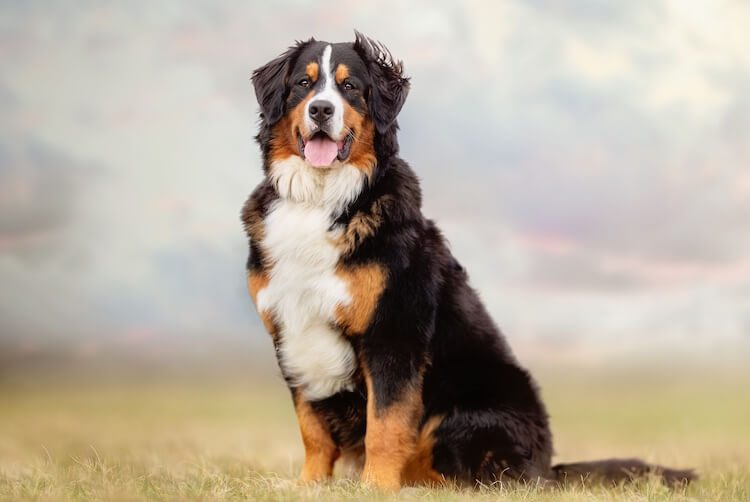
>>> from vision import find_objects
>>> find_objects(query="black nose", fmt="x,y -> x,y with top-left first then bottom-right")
309,100 -> 334,123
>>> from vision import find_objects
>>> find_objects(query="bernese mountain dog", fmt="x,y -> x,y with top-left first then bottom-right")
242,31 -> 694,491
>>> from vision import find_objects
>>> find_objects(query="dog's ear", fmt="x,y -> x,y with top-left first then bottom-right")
252,39 -> 314,125
353,31 -> 410,134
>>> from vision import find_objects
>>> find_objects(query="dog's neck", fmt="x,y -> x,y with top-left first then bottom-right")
268,156 -> 368,217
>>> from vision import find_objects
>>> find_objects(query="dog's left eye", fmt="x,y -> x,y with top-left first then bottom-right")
343,81 -> 356,91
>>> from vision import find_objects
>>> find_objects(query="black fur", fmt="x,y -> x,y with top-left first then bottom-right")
243,32 -> 695,488
252,38 -> 316,126
352,30 -> 410,135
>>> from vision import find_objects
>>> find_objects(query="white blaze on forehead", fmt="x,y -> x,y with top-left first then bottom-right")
304,44 -> 345,139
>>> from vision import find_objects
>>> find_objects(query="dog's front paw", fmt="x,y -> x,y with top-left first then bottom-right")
361,467 -> 402,491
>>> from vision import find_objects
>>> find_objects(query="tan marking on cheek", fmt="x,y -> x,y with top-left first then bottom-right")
292,91 -> 315,136
306,61 -> 319,83
335,263 -> 386,335
361,368 -> 423,490
268,91 -> 315,164
335,64 -> 349,84
343,102 -> 376,179
268,116 -> 296,162
295,396 -> 340,482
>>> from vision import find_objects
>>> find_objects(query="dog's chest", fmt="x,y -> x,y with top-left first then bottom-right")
256,200 -> 356,400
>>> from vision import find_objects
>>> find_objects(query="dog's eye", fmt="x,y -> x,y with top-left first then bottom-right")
298,78 -> 310,88
343,81 -> 356,91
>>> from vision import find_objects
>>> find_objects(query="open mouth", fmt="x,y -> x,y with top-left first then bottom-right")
297,131 -> 354,168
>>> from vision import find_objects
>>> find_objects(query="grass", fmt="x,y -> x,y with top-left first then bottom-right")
0,365 -> 748,501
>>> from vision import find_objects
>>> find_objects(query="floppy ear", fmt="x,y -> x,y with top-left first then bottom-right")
252,39 -> 314,125
353,31 -> 410,134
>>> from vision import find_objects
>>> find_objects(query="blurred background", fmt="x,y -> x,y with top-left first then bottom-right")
1,2 -> 749,497
2,0 -> 749,373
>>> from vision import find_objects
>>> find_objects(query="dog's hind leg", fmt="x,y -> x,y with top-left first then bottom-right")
429,408 -> 554,486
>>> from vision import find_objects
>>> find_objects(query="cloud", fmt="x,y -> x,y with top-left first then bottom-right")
0,0 -> 748,353
0,135 -> 99,258
523,248 -> 646,292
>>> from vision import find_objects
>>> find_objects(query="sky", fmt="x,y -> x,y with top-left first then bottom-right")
1,0 -> 749,363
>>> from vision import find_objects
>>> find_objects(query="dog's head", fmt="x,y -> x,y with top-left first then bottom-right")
252,32 -> 409,177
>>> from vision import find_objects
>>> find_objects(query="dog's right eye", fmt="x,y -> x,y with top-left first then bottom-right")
298,78 -> 310,88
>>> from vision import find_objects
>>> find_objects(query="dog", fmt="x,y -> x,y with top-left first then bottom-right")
242,31 -> 694,491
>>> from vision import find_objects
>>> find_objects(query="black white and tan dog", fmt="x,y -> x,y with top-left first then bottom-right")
241,32 -> 694,491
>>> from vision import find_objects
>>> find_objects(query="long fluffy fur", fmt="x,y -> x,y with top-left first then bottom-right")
242,32 -> 696,490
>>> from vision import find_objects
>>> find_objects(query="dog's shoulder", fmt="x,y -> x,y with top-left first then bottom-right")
241,179 -> 277,241
334,158 -> 423,253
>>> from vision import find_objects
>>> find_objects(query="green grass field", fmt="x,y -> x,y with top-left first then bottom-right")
1,365 -> 748,501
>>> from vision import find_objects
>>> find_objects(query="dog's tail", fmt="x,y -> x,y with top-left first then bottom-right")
551,458 -> 696,487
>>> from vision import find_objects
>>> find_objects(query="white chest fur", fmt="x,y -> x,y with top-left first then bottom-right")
256,158 -> 366,401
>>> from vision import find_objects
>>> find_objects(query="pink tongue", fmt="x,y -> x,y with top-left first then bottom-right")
304,136 -> 339,167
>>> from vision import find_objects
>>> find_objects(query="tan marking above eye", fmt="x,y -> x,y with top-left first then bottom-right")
335,64 -> 350,84
306,61 -> 319,82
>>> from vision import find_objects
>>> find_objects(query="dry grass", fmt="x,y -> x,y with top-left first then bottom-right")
0,366 -> 748,501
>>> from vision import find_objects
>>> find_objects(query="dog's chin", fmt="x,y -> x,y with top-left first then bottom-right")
297,130 -> 354,168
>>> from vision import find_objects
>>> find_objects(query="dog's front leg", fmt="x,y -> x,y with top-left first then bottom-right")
293,393 -> 340,482
361,364 -> 423,490
358,276 -> 435,491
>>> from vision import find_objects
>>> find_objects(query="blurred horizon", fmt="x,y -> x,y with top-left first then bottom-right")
2,0 -> 749,370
